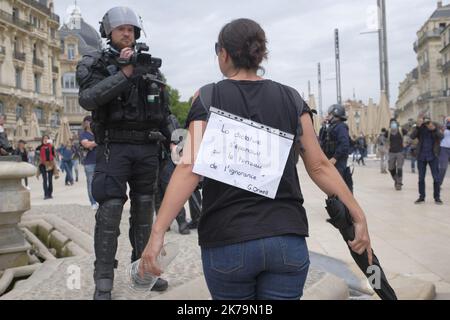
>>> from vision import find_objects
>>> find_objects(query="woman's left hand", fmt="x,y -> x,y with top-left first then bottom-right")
139,229 -> 165,278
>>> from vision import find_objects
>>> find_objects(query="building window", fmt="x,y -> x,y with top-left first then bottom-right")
0,101 -> 4,115
12,8 -> 19,21
65,96 -> 80,114
67,44 -> 76,60
52,79 -> 57,95
15,68 -> 22,89
16,105 -> 24,121
30,15 -> 40,28
34,108 -> 44,124
63,73 -> 78,89
33,43 -> 37,60
50,112 -> 60,128
34,73 -> 41,93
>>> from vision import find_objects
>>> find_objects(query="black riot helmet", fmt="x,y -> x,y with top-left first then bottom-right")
99,7 -> 142,40
328,104 -> 347,121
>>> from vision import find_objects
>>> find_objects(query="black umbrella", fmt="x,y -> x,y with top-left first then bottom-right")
325,196 -> 398,300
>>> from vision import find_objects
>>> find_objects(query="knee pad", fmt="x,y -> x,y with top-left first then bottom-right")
96,198 -> 124,227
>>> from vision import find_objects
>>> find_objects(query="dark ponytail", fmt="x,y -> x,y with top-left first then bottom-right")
218,18 -> 268,72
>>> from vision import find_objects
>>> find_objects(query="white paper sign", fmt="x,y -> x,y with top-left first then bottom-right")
193,107 -> 294,199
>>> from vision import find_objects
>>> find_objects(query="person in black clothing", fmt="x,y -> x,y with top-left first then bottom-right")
76,7 -> 174,300
36,135 -> 56,200
386,119 -> 408,191
0,114 -> 12,156
141,18 -> 373,300
410,117 -> 444,205
154,115 -> 190,235
319,104 -> 353,192
13,140 -> 29,188
356,134 -> 367,166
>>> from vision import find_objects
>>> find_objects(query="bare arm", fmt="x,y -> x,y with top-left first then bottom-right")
140,120 -> 206,276
151,120 -> 205,235
81,139 -> 97,150
299,114 -> 372,263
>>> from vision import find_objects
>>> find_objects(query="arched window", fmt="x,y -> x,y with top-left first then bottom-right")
67,44 -> 76,60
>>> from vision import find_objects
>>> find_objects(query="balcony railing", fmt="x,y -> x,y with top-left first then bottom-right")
417,91 -> 445,102
33,57 -> 44,68
22,0 -> 50,15
13,51 -> 26,61
49,13 -> 60,23
414,29 -> 442,52
52,66 -> 59,73
0,9 -> 32,31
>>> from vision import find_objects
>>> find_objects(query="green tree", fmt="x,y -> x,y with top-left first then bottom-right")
166,85 -> 192,126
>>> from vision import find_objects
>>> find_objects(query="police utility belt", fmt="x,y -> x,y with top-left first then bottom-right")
105,129 -> 166,144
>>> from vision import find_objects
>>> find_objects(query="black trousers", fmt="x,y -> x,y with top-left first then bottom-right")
92,143 -> 159,280
39,165 -> 53,197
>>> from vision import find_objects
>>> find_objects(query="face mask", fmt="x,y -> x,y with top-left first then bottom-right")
390,123 -> 398,130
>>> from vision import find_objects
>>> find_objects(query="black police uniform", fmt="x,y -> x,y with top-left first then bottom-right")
319,121 -> 353,192
76,45 -> 173,296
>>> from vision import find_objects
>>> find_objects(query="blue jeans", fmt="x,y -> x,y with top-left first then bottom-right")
84,164 -> 96,205
72,159 -> 79,181
439,147 -> 450,186
201,235 -> 310,300
418,158 -> 440,200
62,160 -> 73,184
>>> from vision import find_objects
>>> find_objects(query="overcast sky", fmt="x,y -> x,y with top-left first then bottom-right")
54,0 -> 439,111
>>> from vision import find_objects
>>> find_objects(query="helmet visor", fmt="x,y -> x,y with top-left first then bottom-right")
103,7 -> 141,36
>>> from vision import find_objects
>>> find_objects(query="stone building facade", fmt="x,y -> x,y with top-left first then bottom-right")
58,5 -> 102,130
396,1 -> 450,124
0,0 -> 63,141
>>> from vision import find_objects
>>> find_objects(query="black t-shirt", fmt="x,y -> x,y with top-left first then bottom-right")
186,79 -> 311,248
387,130 -> 406,153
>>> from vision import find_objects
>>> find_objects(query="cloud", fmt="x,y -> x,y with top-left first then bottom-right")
54,0 -> 440,110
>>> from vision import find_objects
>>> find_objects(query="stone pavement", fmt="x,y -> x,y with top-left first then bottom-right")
300,158 -> 450,299
2,158 -> 450,300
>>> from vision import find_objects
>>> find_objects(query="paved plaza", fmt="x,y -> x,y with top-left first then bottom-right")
1,157 -> 450,300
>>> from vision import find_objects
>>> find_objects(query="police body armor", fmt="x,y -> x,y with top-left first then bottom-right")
76,48 -> 171,145
320,123 -> 339,159
76,46 -> 172,300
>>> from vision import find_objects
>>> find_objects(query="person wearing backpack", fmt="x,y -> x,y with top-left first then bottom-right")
140,18 -> 373,300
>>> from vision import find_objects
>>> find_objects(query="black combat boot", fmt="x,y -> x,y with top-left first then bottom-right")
93,199 -> 124,300
129,194 -> 169,292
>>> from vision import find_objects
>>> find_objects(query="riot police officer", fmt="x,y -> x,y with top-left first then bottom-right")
319,104 -> 353,192
76,7 -> 174,300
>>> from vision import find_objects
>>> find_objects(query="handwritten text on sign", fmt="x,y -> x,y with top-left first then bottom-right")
193,108 -> 294,199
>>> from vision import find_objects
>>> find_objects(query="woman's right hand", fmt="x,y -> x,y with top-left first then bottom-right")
348,219 -> 373,265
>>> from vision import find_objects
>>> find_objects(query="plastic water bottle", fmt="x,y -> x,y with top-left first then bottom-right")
127,242 -> 179,292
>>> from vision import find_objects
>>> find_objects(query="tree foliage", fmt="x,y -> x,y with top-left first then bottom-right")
167,86 -> 191,127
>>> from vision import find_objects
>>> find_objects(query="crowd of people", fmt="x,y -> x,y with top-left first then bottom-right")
373,116 -> 450,204
326,113 -> 450,205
